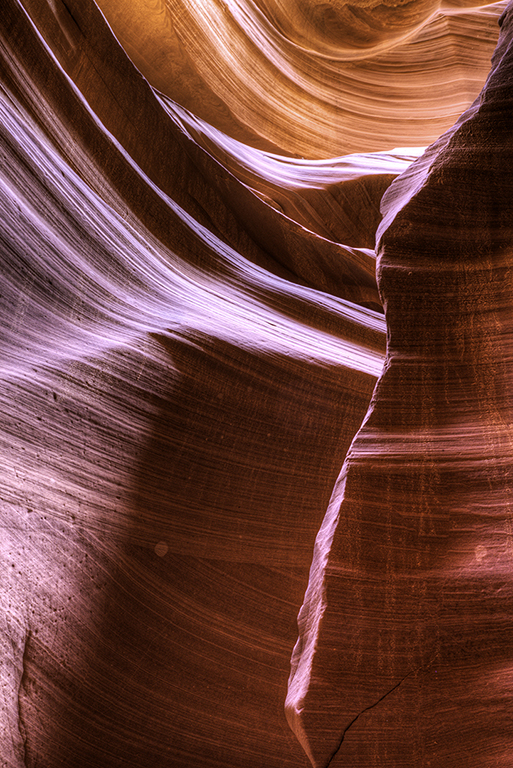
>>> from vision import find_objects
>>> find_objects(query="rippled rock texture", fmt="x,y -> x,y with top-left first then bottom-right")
0,0 -> 510,766
286,3 -> 513,767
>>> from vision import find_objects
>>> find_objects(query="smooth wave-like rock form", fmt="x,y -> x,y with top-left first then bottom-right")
0,0 -> 509,766
96,0 -> 505,157
0,1 -> 389,766
286,3 -> 513,767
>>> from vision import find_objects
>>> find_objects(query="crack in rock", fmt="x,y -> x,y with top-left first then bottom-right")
323,669 -> 416,768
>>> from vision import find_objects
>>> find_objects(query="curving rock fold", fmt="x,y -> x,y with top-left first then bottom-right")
96,0 -> 506,157
286,3 -> 513,766
0,0 -> 511,766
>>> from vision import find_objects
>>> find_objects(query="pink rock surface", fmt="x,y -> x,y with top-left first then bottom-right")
0,0 -> 510,766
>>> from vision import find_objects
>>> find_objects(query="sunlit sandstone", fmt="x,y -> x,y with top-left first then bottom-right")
0,0 -> 511,766
286,3 -> 513,766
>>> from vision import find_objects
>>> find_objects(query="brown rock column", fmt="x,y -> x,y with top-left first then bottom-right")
286,4 -> 513,766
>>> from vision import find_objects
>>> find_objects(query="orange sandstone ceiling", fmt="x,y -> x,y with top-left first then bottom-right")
96,0 -> 506,156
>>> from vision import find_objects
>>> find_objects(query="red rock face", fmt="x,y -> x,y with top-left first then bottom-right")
0,0 -> 511,766
286,4 -> 513,767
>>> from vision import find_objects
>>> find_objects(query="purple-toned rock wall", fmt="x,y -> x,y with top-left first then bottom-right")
0,0 -> 510,765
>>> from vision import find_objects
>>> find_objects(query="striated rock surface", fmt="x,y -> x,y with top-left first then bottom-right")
0,0 -> 510,766
96,0 -> 505,157
1,1 -> 385,766
286,2 -> 513,767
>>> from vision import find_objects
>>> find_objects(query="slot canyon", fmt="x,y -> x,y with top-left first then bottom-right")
1,0 -> 512,765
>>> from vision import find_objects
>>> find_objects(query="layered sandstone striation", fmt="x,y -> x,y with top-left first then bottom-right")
0,0 -> 511,766
0,1 -> 384,765
96,0 -> 504,157
286,3 -> 513,766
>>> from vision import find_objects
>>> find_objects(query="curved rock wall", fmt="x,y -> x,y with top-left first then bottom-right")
0,0 -> 510,766
96,0 -> 505,157
286,3 -> 513,767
